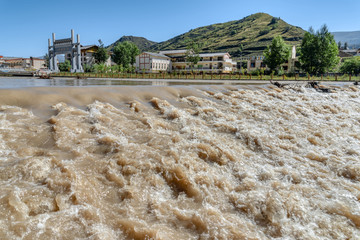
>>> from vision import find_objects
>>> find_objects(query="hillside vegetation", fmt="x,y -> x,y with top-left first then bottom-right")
107,36 -> 157,52
107,13 -> 306,57
149,13 -> 306,57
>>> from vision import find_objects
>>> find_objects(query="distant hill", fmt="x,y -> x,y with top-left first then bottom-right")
148,13 -> 306,57
332,31 -> 360,49
107,36 -> 157,51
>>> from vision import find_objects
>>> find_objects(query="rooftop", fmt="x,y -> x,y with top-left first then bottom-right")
81,45 -> 98,50
199,52 -> 229,57
143,52 -> 170,59
159,50 -> 188,55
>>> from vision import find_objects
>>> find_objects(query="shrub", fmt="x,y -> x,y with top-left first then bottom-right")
58,60 -> 71,72
250,69 -> 261,76
270,17 -> 280,25
259,27 -> 271,36
83,64 -> 95,73
340,57 -> 360,75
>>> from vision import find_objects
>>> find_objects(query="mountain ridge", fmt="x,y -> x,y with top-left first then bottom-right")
107,36 -> 157,52
108,13 -> 307,57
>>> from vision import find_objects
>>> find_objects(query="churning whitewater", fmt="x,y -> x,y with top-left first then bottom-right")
0,84 -> 360,239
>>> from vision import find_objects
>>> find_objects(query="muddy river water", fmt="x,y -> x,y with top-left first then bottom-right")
0,80 -> 359,239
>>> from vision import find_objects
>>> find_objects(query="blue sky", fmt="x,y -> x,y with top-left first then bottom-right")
1,0 -> 359,57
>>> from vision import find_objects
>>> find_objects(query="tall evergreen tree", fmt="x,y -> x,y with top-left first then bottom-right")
93,39 -> 109,64
185,41 -> 201,69
112,41 -> 140,68
263,36 -> 291,72
299,25 -> 339,75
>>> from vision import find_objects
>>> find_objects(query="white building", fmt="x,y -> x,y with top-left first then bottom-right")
136,52 -> 171,73
136,50 -> 237,73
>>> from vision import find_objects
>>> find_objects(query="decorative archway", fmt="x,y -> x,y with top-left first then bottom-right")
48,29 -> 83,72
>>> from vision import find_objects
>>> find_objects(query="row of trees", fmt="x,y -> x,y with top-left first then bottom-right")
263,24 -> 340,75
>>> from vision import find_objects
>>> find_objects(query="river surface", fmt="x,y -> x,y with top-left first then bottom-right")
0,77 -> 267,89
0,81 -> 359,239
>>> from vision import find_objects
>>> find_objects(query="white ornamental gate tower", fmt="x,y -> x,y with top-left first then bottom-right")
48,29 -> 83,73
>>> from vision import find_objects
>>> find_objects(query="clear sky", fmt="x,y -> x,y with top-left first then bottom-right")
1,0 -> 359,57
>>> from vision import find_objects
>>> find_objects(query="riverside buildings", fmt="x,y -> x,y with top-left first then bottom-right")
136,50 -> 237,73
0,57 -> 45,70
241,46 -> 299,73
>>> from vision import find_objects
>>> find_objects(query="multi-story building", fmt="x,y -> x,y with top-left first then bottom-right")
160,50 -> 237,73
136,50 -> 237,73
1,57 -> 45,70
136,52 -> 171,73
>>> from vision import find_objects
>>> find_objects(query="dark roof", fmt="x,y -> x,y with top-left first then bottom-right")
339,51 -> 354,58
143,52 -> 170,59
81,45 -> 98,50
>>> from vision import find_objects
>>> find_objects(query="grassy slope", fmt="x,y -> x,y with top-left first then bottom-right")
149,13 -> 306,57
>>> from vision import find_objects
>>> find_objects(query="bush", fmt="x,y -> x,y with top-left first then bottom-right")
270,17 -> 280,25
259,27 -> 271,36
276,67 -> 285,76
58,60 -> 71,72
250,69 -> 261,76
83,64 -> 95,73
340,57 -> 360,75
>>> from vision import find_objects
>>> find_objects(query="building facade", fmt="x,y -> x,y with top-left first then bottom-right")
136,50 -> 237,73
0,57 -> 45,70
135,52 -> 171,73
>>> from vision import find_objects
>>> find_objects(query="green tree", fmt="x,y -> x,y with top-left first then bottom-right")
185,41 -> 201,69
299,25 -> 339,75
58,60 -> 71,72
93,39 -> 109,64
338,41 -> 342,50
112,41 -> 140,69
263,36 -> 291,72
344,42 -> 348,50
340,57 -> 360,75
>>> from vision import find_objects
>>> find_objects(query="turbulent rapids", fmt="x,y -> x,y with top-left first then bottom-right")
0,84 -> 360,239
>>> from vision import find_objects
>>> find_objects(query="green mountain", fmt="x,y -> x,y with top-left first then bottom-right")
107,36 -> 157,51
149,13 -> 306,57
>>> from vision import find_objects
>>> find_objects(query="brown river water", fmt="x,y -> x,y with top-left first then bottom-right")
0,82 -> 359,239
